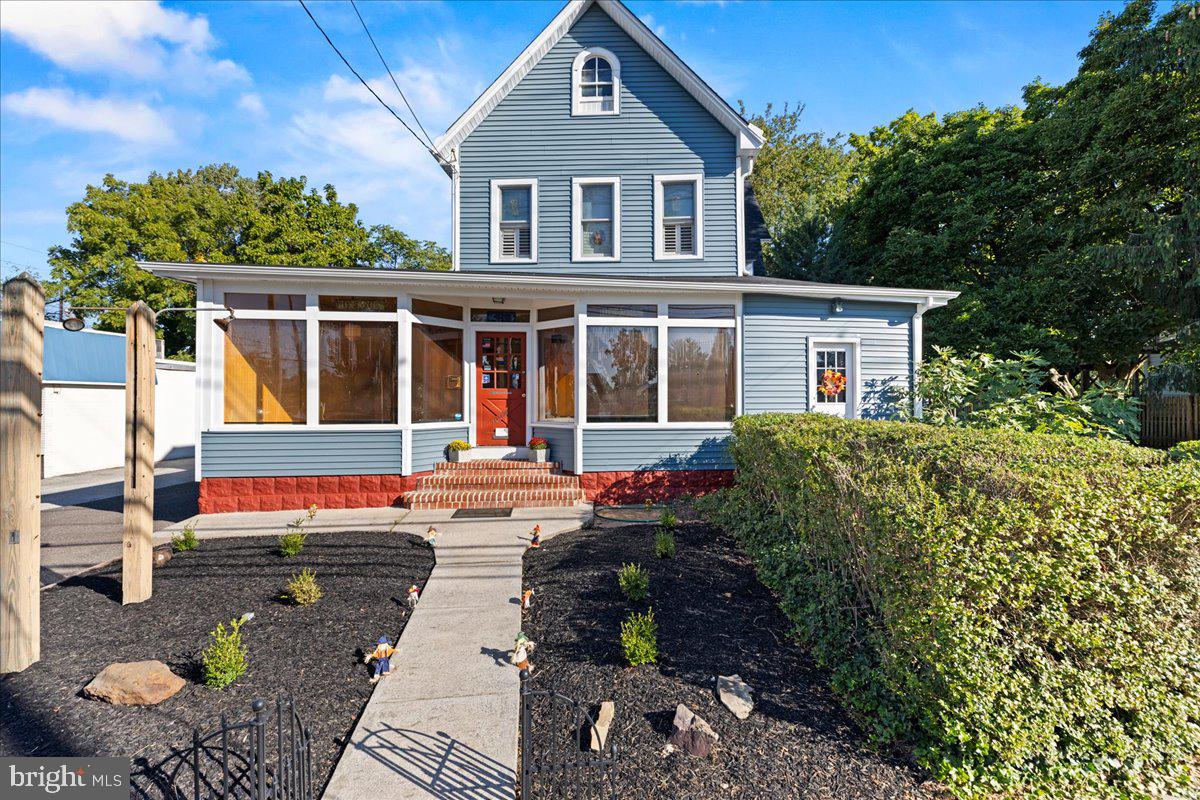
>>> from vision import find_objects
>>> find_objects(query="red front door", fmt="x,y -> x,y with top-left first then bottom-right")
476,332 -> 527,446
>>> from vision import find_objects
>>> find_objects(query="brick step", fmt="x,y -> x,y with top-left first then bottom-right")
417,471 -> 579,489
435,459 -> 558,472
399,486 -> 585,510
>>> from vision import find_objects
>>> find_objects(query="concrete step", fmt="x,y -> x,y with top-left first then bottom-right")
417,471 -> 579,489
435,458 -> 559,472
400,486 -> 586,510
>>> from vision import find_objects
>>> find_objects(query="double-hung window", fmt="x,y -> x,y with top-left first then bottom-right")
491,179 -> 537,263
572,48 -> 620,116
573,177 -> 620,261
654,175 -> 702,259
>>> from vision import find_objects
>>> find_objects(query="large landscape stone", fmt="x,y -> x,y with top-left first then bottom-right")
667,703 -> 718,757
717,674 -> 754,720
590,700 -> 614,752
83,660 -> 184,706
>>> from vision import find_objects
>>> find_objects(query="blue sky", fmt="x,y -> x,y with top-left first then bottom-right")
1,0 -> 1129,282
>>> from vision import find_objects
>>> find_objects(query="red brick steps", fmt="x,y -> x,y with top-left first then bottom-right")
400,459 -> 585,510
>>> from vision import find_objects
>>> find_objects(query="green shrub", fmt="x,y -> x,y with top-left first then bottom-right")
620,608 -> 658,666
278,531 -> 307,557
282,568 -> 322,605
617,563 -> 649,602
701,413 -> 1200,798
1168,439 -> 1200,461
201,613 -> 252,689
658,508 -> 678,529
654,530 -> 675,559
171,524 -> 199,553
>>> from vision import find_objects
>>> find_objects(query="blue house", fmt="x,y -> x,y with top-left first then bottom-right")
145,0 -> 956,513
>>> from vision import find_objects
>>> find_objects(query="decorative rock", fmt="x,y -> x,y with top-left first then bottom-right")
83,660 -> 184,706
152,549 -> 173,568
590,700 -> 614,752
667,703 -> 718,758
717,674 -> 754,720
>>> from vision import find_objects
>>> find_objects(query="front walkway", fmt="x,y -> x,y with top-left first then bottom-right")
322,506 -> 590,800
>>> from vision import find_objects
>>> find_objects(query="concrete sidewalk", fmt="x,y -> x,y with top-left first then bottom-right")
41,457 -> 195,510
322,506 -> 590,800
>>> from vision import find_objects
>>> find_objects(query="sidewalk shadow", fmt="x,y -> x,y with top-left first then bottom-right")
349,726 -> 514,799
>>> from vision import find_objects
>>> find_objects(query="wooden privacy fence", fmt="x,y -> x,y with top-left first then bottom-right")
1140,393 -> 1199,448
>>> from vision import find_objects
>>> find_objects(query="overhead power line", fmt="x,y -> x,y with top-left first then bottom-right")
296,0 -> 439,160
349,0 -> 435,150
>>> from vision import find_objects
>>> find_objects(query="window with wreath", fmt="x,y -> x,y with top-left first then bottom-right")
814,348 -> 849,404
574,179 -> 618,260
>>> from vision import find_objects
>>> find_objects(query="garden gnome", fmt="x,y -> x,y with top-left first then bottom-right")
511,631 -> 536,672
365,636 -> 396,683
529,524 -> 541,549
407,584 -> 420,608
521,588 -> 534,609
426,526 -> 438,548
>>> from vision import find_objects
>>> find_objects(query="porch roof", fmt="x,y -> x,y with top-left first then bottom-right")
140,261 -> 959,309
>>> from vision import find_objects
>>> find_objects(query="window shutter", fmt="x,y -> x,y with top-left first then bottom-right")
679,224 -> 694,254
501,227 -> 516,258
663,223 -> 678,254
516,227 -> 531,259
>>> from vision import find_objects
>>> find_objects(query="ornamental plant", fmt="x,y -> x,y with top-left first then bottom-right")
658,509 -> 678,530
527,436 -> 548,450
202,613 -> 253,689
282,569 -> 322,605
654,530 -> 676,559
448,440 -> 471,451
701,413 -> 1200,798
620,608 -> 658,667
171,524 -> 199,553
1168,440 -> 1200,461
278,530 -> 307,557
617,563 -> 649,602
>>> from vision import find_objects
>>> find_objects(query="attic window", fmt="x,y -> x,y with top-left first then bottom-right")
572,48 -> 620,116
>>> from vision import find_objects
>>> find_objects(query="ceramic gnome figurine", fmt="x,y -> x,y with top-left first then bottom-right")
511,631 -> 536,672
365,636 -> 396,683
521,588 -> 534,609
528,525 -> 541,549
426,526 -> 438,548
407,584 -> 421,608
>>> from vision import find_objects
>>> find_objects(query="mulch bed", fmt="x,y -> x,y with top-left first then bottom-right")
0,531 -> 433,794
522,519 -> 946,799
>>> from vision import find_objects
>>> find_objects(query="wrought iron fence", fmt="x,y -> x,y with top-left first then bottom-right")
131,696 -> 312,800
519,669 -> 618,800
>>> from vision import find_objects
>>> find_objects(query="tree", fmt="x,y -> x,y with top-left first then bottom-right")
741,103 -> 861,280
47,164 -> 450,357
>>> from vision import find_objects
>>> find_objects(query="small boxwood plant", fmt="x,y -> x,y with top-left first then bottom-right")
278,530 -> 307,557
617,562 -> 649,602
658,508 -> 678,530
171,524 -> 199,553
620,608 -> 657,666
654,530 -> 676,559
282,569 -> 322,605
202,613 -> 253,689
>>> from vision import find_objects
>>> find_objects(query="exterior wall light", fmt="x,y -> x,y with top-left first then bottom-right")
492,297 -> 506,304
831,298 -> 844,315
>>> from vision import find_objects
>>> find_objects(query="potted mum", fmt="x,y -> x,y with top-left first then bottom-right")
447,440 -> 471,463
528,437 -> 549,463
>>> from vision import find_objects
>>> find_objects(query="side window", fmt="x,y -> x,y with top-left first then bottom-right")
654,175 -> 703,259
572,48 -> 620,116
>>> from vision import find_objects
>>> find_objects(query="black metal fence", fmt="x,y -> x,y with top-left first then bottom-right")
132,696 -> 312,800
519,670 -> 618,799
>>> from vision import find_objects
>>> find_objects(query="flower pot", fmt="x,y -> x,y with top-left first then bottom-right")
531,449 -> 548,463
448,449 -> 467,463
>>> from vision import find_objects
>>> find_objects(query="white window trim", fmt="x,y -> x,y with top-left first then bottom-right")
490,178 -> 538,264
806,337 -> 861,419
572,177 -> 621,262
653,173 -> 703,260
571,47 -> 620,117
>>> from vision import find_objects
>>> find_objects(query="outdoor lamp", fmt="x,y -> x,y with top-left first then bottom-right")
62,316 -> 85,331
831,298 -> 844,315
492,297 -> 505,304
61,305 -> 235,331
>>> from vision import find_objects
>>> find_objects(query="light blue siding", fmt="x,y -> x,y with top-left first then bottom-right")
201,430 -> 402,477
581,428 -> 731,472
742,294 -> 914,419
531,425 -> 575,473
411,426 -> 469,473
459,4 -> 737,276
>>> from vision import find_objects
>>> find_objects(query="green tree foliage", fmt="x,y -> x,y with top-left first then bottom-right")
47,164 -> 450,357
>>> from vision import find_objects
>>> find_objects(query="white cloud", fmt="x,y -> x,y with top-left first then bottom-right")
236,92 -> 266,117
0,1 -> 247,87
639,13 -> 667,38
2,87 -> 176,144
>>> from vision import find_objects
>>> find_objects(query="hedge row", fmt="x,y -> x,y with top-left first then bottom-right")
701,414 -> 1200,798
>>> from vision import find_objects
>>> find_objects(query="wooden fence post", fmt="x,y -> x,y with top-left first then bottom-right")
1,274 -> 44,673
122,301 -> 156,604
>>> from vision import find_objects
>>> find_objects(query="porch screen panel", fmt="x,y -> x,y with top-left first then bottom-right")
319,321 -> 398,424
668,327 -> 735,422
586,326 -> 657,423
538,326 -> 575,420
412,324 -> 464,423
223,319 -> 307,424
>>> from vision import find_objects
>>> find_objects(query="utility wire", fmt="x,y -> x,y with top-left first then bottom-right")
297,0 -> 438,159
349,0 -> 435,150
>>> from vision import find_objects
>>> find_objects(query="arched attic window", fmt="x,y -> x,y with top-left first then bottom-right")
572,48 -> 620,116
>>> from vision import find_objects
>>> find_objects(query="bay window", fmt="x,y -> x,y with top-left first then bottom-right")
318,321 -> 397,424
223,319 -> 307,424
538,327 -> 575,420
586,325 -> 658,423
667,327 -> 735,422
412,323 -> 464,423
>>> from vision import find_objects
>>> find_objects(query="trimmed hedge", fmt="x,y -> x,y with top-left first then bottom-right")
701,414 -> 1200,798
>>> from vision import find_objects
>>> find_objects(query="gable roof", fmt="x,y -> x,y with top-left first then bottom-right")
433,0 -> 764,167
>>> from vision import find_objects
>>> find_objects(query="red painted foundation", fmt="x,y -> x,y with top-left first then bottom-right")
198,474 -> 426,514
579,470 -> 735,505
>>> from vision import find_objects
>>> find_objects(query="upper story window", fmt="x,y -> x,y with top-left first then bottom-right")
654,174 -> 703,259
572,48 -> 620,116
572,177 -> 620,261
490,179 -> 538,263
